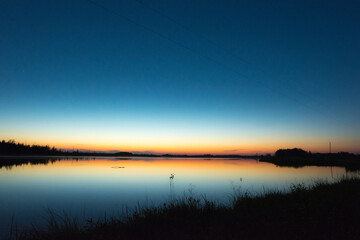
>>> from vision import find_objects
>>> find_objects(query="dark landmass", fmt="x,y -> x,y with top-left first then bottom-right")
0,140 -> 134,157
2,141 -> 360,172
0,140 -> 259,169
0,140 -> 258,158
17,177 -> 360,240
260,148 -> 360,172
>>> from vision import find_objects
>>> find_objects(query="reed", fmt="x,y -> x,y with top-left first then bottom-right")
15,176 -> 360,240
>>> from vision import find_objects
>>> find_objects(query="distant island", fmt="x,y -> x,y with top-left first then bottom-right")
260,148 -> 360,171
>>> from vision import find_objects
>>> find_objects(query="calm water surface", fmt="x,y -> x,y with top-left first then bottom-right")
0,157 -> 350,235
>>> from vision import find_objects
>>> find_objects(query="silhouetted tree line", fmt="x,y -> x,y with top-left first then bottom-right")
0,140 -> 260,158
260,148 -> 360,171
0,139 -> 134,156
0,139 -> 62,155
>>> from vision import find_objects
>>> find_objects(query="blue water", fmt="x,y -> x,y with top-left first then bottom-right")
0,157 -> 351,237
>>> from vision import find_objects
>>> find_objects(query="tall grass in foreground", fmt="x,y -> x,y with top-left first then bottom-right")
15,177 -> 360,240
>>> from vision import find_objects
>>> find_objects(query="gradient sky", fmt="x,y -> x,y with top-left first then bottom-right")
1,0 -> 359,154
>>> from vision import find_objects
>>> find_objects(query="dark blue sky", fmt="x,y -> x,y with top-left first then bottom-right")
1,0 -> 359,153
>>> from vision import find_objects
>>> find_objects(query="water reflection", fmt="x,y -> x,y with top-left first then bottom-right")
0,156 -> 95,170
0,157 -> 354,236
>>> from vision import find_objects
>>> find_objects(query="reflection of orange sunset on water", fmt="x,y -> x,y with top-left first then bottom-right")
4,158 -> 346,184
0,156 -> 352,238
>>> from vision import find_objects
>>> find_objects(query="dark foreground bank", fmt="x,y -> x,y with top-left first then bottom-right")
16,177 -> 360,240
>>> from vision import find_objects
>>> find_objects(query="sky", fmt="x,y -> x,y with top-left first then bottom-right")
1,0 -> 359,154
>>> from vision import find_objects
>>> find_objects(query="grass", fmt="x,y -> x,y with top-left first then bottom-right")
15,177 -> 360,240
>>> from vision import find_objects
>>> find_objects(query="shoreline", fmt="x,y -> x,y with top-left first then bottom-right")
260,148 -> 360,172
16,177 -> 360,240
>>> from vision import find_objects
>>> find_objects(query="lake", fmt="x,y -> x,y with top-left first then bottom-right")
0,156 -> 352,237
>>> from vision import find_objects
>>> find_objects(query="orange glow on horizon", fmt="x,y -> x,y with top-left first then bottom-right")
4,137 -> 359,155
